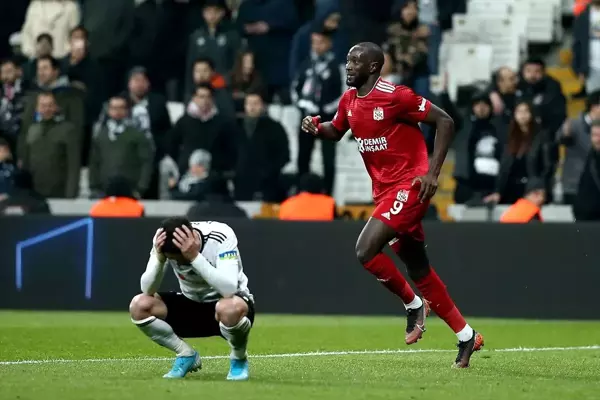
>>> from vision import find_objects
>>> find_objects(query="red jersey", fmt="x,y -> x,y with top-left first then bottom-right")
331,78 -> 431,203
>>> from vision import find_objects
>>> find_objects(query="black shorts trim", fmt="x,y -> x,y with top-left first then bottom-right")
157,292 -> 255,338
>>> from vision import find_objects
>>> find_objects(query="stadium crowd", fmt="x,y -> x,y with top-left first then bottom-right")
0,0 -> 598,221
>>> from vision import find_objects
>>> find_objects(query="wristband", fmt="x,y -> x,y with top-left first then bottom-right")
311,117 -> 321,133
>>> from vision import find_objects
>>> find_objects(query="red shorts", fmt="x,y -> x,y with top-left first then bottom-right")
372,187 -> 429,242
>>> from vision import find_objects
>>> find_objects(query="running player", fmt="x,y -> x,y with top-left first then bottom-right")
301,42 -> 484,368
129,217 -> 254,379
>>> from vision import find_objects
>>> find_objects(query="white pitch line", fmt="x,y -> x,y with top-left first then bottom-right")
1,345 -> 599,366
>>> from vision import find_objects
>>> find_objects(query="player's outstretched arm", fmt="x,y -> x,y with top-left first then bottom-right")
301,116 -> 345,142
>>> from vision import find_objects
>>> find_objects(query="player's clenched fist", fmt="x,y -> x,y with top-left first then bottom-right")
173,225 -> 202,262
152,228 -> 167,262
301,115 -> 320,136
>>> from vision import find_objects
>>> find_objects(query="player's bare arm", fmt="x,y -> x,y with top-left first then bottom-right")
412,104 -> 455,202
301,115 -> 345,142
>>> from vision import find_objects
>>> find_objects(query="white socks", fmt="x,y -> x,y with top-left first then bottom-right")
219,317 -> 252,360
404,295 -> 423,310
133,316 -> 195,357
456,324 -> 474,342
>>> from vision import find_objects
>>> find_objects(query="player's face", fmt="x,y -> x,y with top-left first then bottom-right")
592,127 -> 600,151
345,47 -> 370,87
522,64 -> 544,84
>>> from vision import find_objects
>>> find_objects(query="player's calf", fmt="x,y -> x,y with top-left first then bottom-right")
216,296 -> 252,381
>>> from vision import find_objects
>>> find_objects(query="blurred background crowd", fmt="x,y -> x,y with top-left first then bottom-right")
0,0 -> 597,223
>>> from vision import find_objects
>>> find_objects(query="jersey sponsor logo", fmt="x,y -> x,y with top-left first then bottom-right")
381,212 -> 391,220
396,190 -> 409,202
355,137 -> 388,153
390,200 -> 404,215
373,107 -> 384,121
418,98 -> 427,112
219,250 -> 238,260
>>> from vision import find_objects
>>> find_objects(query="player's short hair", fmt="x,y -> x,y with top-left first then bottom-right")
194,57 -> 216,71
160,217 -> 194,255
36,33 -> 53,45
37,55 -> 60,70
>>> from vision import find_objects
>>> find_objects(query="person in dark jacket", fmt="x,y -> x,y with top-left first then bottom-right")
186,0 -> 241,88
0,58 -> 26,152
169,149 -> 211,201
484,101 -> 553,205
22,33 -> 54,87
572,0 -> 600,94
289,0 -> 346,82
292,27 -> 343,195
0,169 -> 50,215
489,66 -> 518,131
20,55 -> 85,149
573,119 -> 600,221
89,94 -> 155,198
20,91 -> 81,198
186,57 -> 235,117
169,83 -> 238,176
234,91 -> 289,201
237,0 -> 300,103
454,93 -> 504,203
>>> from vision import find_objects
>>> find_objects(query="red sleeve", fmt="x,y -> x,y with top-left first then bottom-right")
331,91 -> 350,132
393,86 -> 431,123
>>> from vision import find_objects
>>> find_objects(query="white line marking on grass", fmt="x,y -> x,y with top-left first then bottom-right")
1,345 -> 598,366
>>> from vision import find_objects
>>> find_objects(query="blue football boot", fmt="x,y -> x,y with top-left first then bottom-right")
226,358 -> 249,381
163,351 -> 202,379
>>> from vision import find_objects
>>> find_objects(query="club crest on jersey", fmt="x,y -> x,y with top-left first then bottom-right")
219,250 -> 238,260
396,190 -> 409,202
373,107 -> 384,121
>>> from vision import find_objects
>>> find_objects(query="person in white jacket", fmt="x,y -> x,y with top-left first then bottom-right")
20,0 -> 80,59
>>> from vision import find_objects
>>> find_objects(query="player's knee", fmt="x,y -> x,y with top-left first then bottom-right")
129,294 -> 156,320
215,297 -> 247,326
355,242 -> 376,265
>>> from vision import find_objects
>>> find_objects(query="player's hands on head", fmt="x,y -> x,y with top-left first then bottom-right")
172,225 -> 201,262
412,174 -> 438,203
301,115 -> 320,136
153,228 -> 167,263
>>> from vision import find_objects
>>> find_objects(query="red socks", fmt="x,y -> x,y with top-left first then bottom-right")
414,267 -> 467,333
363,253 -> 416,304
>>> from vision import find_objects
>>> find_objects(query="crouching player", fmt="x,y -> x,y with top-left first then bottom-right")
129,217 -> 255,380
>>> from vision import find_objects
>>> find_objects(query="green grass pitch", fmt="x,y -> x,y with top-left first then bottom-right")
0,311 -> 599,400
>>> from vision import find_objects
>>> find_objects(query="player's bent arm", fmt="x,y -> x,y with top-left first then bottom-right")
422,104 -> 455,178
190,253 -> 238,298
140,250 -> 168,295
318,122 -> 346,142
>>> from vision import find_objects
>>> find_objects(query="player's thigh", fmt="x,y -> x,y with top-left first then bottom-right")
129,293 -> 168,320
215,294 -> 256,327
373,188 -> 429,237
355,217 -> 398,263
158,292 -> 221,338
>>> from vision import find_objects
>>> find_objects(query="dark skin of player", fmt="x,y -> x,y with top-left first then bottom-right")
301,42 -> 456,275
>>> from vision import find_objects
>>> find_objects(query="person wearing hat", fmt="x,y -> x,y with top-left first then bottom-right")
499,178 -> 545,223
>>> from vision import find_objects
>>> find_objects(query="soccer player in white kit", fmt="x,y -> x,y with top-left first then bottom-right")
129,217 -> 254,380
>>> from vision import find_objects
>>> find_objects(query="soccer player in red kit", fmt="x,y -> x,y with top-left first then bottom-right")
301,42 -> 484,368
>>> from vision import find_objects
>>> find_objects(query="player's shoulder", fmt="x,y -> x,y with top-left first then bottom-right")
191,220 -> 237,243
375,80 -> 415,96
341,87 -> 358,100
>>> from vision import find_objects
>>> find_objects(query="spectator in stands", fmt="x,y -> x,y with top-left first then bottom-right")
279,173 -> 336,221
381,50 -> 403,85
61,26 -> 104,135
0,169 -> 51,215
556,91 -> 600,205
126,66 -> 172,198
168,83 -> 238,177
517,58 -> 566,143
289,0 -> 346,82
573,119 -> 600,221
573,0 -> 600,94
0,59 -> 26,151
186,0 -> 241,89
484,101 -> 553,205
20,0 -> 80,60
238,0 -> 299,104
0,138 -> 15,198
89,94 -> 155,199
230,50 -> 265,115
235,91 -> 289,201
83,0 -> 135,97
89,175 -> 145,218
292,28 -> 343,195
22,33 -> 55,87
386,0 -> 430,96
186,178 -> 248,219
20,55 -> 85,144
187,58 -> 235,117
19,91 -> 80,198
499,178 -> 546,223
169,149 -> 211,201
454,93 -> 503,204
489,67 -> 518,130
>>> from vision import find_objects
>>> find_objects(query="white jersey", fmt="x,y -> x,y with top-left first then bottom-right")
166,221 -> 252,303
